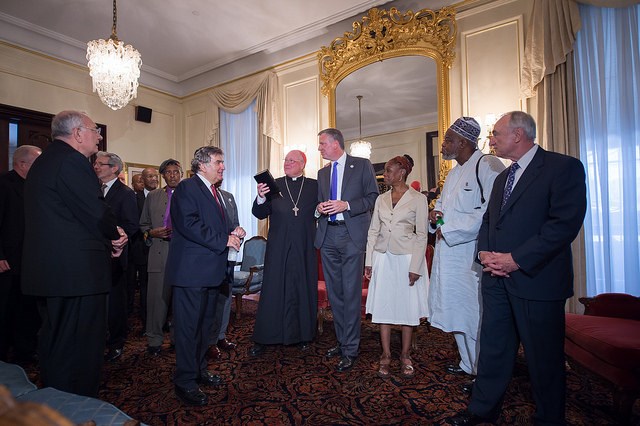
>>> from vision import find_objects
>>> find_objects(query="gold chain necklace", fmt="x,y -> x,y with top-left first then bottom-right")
284,176 -> 305,216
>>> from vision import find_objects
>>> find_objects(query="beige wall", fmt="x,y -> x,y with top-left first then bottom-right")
0,42 -> 184,178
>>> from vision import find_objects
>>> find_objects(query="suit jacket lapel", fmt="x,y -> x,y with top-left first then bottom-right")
500,148 -> 545,215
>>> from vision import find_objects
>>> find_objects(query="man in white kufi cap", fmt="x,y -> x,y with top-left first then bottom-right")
427,116 -> 505,390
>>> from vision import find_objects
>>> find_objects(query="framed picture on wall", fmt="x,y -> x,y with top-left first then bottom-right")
124,162 -> 156,188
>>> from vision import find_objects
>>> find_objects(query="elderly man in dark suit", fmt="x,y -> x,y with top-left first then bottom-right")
22,110 -> 127,397
165,146 -> 243,406
0,144 -> 41,364
128,167 -> 158,324
315,128 -> 379,372
94,151 -> 139,362
446,111 -> 587,425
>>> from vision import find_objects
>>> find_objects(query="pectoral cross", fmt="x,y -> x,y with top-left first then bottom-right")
292,206 -> 299,216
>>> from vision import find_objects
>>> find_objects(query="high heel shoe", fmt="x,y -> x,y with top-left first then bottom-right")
400,355 -> 415,378
378,354 -> 391,378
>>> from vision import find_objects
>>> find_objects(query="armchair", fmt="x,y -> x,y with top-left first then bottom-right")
231,236 -> 267,319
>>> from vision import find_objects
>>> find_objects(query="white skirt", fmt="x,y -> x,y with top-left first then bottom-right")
365,251 -> 429,326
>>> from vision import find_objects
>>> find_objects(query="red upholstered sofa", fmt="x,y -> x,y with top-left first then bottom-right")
565,293 -> 640,423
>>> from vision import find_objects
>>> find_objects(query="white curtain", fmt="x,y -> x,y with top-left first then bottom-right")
220,100 -> 259,242
574,3 -> 640,296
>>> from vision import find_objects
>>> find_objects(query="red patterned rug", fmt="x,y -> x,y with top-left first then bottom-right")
23,299 -> 638,425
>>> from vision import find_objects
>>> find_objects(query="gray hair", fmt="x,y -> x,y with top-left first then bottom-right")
96,151 -> 124,175
51,110 -> 87,139
318,128 -> 345,150
191,146 -> 224,174
506,111 -> 536,141
13,145 -> 41,166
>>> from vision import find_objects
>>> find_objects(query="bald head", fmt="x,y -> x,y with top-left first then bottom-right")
13,145 -> 42,179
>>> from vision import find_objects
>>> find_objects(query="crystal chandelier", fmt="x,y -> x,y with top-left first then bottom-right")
86,0 -> 142,110
349,95 -> 372,159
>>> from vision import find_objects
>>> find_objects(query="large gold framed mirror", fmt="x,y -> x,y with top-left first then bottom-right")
318,7 -> 456,190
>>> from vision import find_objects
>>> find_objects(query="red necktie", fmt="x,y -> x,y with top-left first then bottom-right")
211,185 -> 225,219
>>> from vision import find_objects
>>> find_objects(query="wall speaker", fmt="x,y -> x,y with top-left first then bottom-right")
135,106 -> 152,123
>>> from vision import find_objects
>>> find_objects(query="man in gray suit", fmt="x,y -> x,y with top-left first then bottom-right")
315,128 -> 378,371
208,184 -> 244,358
139,158 -> 182,355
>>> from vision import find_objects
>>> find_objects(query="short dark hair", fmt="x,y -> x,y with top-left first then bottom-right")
318,128 -> 345,149
191,146 -> 224,175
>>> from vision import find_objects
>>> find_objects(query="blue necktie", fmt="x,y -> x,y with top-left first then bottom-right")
501,162 -> 520,210
330,161 -> 338,221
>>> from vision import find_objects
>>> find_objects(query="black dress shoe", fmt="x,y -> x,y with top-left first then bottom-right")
249,344 -> 265,357
445,363 -> 471,376
461,380 -> 475,395
444,410 -> 491,425
217,338 -> 237,351
298,342 -> 310,351
174,385 -> 208,406
197,370 -> 224,387
208,345 -> 221,360
326,345 -> 341,358
147,345 -> 162,356
105,347 -> 123,362
336,355 -> 356,372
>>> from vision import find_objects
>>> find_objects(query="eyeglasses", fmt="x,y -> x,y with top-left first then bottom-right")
163,170 -> 182,176
80,126 -> 102,135
94,161 -> 112,167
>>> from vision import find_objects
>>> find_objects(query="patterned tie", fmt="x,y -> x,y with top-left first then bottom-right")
501,162 -> 520,210
330,161 -> 338,221
101,183 -> 107,196
211,185 -> 225,219
163,187 -> 173,228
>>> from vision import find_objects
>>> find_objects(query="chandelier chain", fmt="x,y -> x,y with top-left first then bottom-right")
111,0 -> 118,39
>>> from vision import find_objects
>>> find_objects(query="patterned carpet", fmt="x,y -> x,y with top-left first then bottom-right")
22,299 -> 638,425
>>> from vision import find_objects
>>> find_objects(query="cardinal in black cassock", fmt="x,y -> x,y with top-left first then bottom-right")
250,150 -> 318,355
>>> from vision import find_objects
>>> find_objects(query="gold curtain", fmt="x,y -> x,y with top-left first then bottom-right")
521,0 -> 586,313
207,70 -> 282,175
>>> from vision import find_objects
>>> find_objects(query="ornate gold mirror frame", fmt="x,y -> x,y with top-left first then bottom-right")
318,6 -> 457,182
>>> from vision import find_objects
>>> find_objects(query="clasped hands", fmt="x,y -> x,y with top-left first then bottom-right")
478,251 -> 519,277
111,226 -> 128,258
317,200 -> 347,216
227,226 -> 246,251
364,266 -> 421,286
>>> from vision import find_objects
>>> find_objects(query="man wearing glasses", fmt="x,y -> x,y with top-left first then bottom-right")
22,110 -> 127,397
139,158 -> 182,356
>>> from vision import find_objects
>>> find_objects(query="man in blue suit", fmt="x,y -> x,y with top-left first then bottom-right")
315,128 -> 379,372
446,111 -> 587,425
164,146 -> 242,406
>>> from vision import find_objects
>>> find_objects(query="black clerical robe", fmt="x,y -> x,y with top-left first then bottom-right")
251,175 -> 318,345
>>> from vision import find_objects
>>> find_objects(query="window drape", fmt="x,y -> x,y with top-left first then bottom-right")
574,3 -> 640,296
520,0 -> 586,311
220,100 -> 259,241
208,70 -> 282,237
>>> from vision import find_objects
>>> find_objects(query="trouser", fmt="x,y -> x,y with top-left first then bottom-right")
38,294 -> 107,397
454,332 -> 479,375
173,286 -> 219,389
146,271 -> 171,347
320,225 -> 364,358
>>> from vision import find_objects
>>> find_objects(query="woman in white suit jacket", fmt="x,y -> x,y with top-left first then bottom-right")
364,155 -> 429,379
